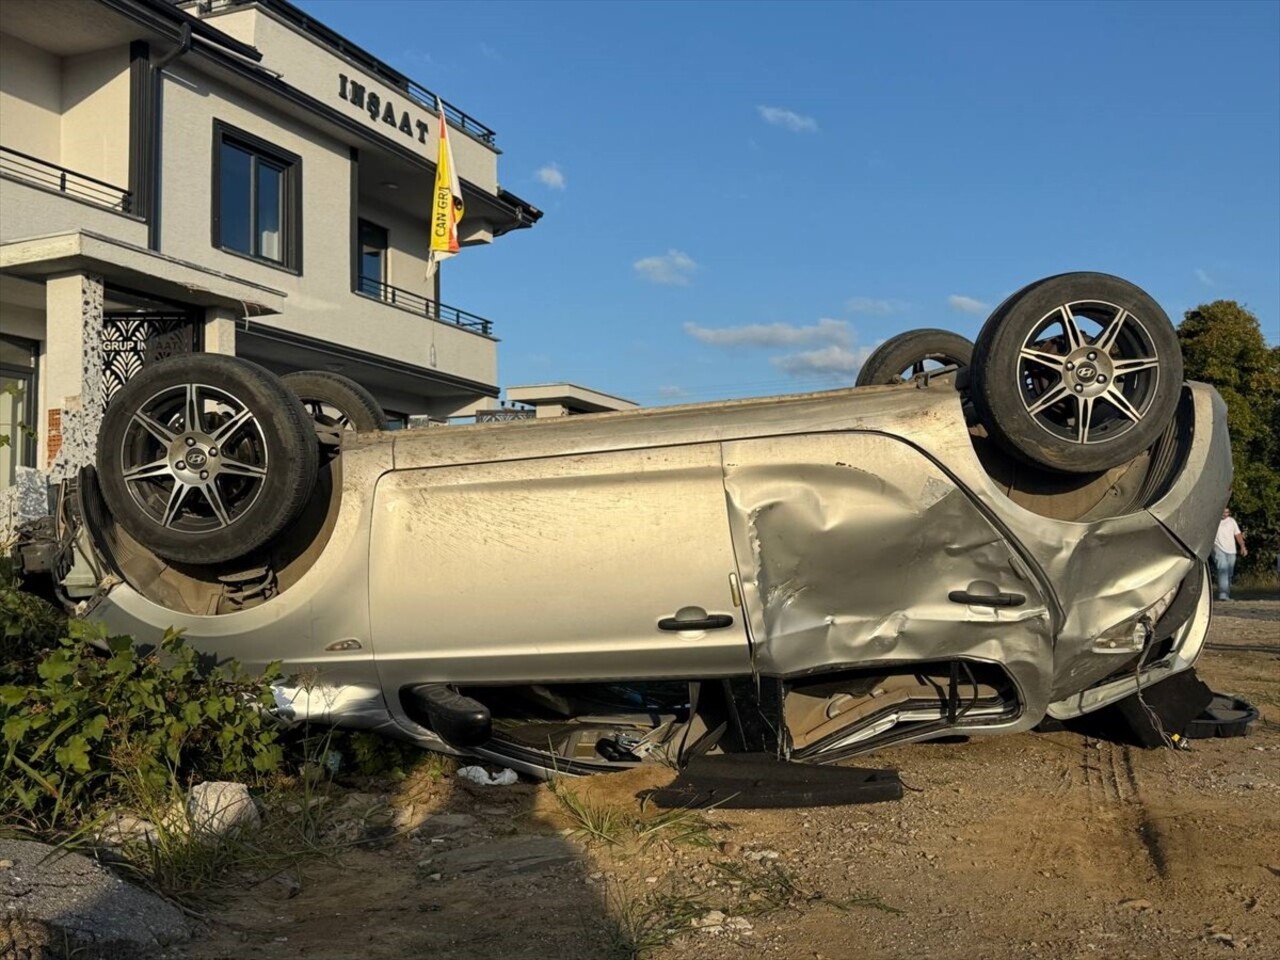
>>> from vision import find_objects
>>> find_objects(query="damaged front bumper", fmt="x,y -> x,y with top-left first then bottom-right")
1046,566 -> 1212,720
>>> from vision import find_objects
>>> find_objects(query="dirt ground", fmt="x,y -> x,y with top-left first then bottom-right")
165,598 -> 1279,960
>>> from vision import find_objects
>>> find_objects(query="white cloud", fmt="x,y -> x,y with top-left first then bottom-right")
1195,268 -> 1214,286
771,345 -> 876,380
683,317 -> 850,349
948,294 -> 989,315
684,313 -> 879,382
757,105 -> 818,133
846,297 -> 910,315
634,249 -> 698,286
657,385 -> 688,399
535,163 -> 565,190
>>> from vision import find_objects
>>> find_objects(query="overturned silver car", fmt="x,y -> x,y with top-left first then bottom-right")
16,272 -> 1232,776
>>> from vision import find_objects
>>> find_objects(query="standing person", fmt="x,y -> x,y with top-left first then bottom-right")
1212,507 -> 1247,601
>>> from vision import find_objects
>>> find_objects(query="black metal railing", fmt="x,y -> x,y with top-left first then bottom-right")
357,276 -> 494,336
474,408 -> 535,423
399,78 -> 497,146
203,0 -> 497,145
0,146 -> 132,213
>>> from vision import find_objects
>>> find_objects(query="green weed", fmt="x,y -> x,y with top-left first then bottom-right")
632,803 -> 719,849
1,623 -> 283,836
602,882 -> 707,960
712,859 -> 901,917
550,780 -> 719,849
549,781 -> 629,845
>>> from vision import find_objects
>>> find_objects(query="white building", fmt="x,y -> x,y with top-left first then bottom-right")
0,0 -> 544,495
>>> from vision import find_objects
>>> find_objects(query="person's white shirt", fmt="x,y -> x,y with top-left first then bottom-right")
1214,516 -> 1242,555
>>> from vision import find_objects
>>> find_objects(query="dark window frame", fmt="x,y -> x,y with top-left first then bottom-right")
211,120 -> 303,273
357,218 -> 389,297
0,333 -> 40,482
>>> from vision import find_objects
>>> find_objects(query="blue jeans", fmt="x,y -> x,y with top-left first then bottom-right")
1212,547 -> 1237,600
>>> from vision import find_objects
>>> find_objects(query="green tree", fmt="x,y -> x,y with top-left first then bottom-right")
1177,300 -> 1280,573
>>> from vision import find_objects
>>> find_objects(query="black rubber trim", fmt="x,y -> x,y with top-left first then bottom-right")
658,614 -> 734,631
75,467 -> 126,582
401,684 -> 491,748
646,754 -> 903,809
1151,563 -> 1204,643
948,590 -> 1026,607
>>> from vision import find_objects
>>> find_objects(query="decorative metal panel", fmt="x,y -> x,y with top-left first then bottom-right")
101,313 -> 198,407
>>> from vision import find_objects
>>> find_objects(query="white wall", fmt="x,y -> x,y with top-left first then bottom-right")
201,6 -> 498,192
0,177 -> 148,244
60,46 -> 131,190
0,36 -> 130,190
158,62 -> 497,386
0,32 -> 63,162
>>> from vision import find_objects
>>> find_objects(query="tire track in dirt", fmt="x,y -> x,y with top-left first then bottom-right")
1040,738 -> 1169,889
1080,730 -> 1222,889
1123,746 -> 1216,894
991,737 -> 1153,893
1205,643 -> 1280,655
1119,744 -> 1175,880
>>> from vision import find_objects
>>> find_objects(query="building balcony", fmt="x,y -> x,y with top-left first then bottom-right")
0,146 -> 132,214
355,276 -> 494,338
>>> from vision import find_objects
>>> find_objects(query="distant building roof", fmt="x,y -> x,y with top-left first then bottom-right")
506,383 -> 638,415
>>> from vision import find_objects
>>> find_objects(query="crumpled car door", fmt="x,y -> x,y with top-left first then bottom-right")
722,431 -> 1055,717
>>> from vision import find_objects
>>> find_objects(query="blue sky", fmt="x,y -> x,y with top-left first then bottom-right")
302,0 -> 1280,406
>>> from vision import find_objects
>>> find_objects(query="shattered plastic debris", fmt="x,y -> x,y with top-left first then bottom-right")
456,765 -> 519,786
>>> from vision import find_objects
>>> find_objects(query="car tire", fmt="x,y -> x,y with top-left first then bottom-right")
856,329 -> 974,386
281,370 -> 389,432
96,354 -> 319,566
970,272 -> 1183,473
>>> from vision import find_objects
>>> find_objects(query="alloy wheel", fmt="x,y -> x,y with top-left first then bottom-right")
119,382 -> 269,533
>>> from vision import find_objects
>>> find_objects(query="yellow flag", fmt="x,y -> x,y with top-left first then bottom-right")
429,99 -> 464,264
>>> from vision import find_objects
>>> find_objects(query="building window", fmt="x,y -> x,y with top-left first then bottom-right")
0,334 -> 39,490
212,121 -> 302,271
358,219 -> 388,296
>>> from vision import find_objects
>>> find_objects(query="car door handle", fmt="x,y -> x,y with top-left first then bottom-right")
948,589 -> 1026,608
658,613 -> 735,631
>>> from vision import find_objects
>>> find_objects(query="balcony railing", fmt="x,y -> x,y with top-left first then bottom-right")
357,277 -> 494,336
0,146 -> 132,213
399,77 -> 497,147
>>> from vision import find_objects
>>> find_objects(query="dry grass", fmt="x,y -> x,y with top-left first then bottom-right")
713,859 -> 902,917
549,778 -> 718,849
1233,568 -> 1280,599
601,881 -> 708,960
109,765 -> 340,907
549,780 -> 630,845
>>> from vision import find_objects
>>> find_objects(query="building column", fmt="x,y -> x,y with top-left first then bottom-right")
204,306 -> 238,355
44,272 -> 104,479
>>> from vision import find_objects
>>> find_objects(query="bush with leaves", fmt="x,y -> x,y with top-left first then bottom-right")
0,557 -> 65,662
331,730 -> 424,778
1,619 -> 284,834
